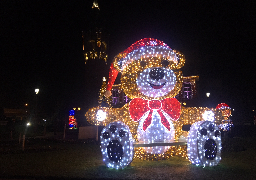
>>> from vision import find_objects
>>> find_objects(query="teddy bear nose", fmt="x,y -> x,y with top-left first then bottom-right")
149,68 -> 165,81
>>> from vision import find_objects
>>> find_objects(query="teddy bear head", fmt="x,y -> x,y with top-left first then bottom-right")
107,38 -> 186,100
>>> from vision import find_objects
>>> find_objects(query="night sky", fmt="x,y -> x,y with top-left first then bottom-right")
1,0 -> 256,123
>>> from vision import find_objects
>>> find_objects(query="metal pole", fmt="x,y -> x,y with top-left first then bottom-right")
19,133 -> 21,144
22,134 -> 25,151
63,124 -> 66,139
96,125 -> 98,141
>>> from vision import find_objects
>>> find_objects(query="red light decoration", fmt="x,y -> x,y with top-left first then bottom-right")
69,116 -> 77,129
216,103 -> 230,109
216,103 -> 231,118
106,63 -> 119,91
129,98 -> 181,131
122,38 -> 168,55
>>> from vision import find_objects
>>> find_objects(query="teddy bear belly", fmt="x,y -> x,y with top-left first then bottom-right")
137,110 -> 175,154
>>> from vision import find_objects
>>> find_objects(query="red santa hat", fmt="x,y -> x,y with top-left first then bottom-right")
216,103 -> 231,109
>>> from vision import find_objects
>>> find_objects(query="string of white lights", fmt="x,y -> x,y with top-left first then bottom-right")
100,121 -> 134,169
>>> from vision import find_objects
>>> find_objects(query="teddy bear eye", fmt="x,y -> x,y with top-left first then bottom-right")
140,61 -> 146,67
162,59 -> 169,67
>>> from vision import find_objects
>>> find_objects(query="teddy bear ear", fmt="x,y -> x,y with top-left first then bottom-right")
173,50 -> 186,69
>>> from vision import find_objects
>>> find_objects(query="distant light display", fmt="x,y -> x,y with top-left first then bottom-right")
216,103 -> 231,118
216,103 -> 232,131
69,116 -> 77,129
69,110 -> 75,116
69,110 -> 77,129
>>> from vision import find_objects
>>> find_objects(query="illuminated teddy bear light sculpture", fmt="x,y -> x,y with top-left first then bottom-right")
93,38 -> 222,169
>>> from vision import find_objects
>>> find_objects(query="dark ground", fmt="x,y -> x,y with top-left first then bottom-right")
0,125 -> 256,180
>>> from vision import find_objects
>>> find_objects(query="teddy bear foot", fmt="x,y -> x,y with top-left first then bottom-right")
187,121 -> 222,167
100,121 -> 134,169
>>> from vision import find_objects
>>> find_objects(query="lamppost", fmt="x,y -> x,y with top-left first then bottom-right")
35,88 -> 39,94
206,92 -> 211,107
35,88 -> 39,127
22,122 -> 31,151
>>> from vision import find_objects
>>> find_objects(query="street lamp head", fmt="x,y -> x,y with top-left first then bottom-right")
206,92 -> 210,97
35,89 -> 39,94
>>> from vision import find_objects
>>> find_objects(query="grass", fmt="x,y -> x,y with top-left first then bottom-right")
0,137 -> 256,180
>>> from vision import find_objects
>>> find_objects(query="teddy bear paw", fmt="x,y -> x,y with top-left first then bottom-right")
100,121 -> 134,169
187,121 -> 222,166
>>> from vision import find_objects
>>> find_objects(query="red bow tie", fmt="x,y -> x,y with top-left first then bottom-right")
129,98 -> 181,131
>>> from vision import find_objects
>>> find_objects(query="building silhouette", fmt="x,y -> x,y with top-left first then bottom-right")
80,1 -> 110,127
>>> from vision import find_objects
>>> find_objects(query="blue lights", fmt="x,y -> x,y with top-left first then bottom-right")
69,110 -> 75,116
